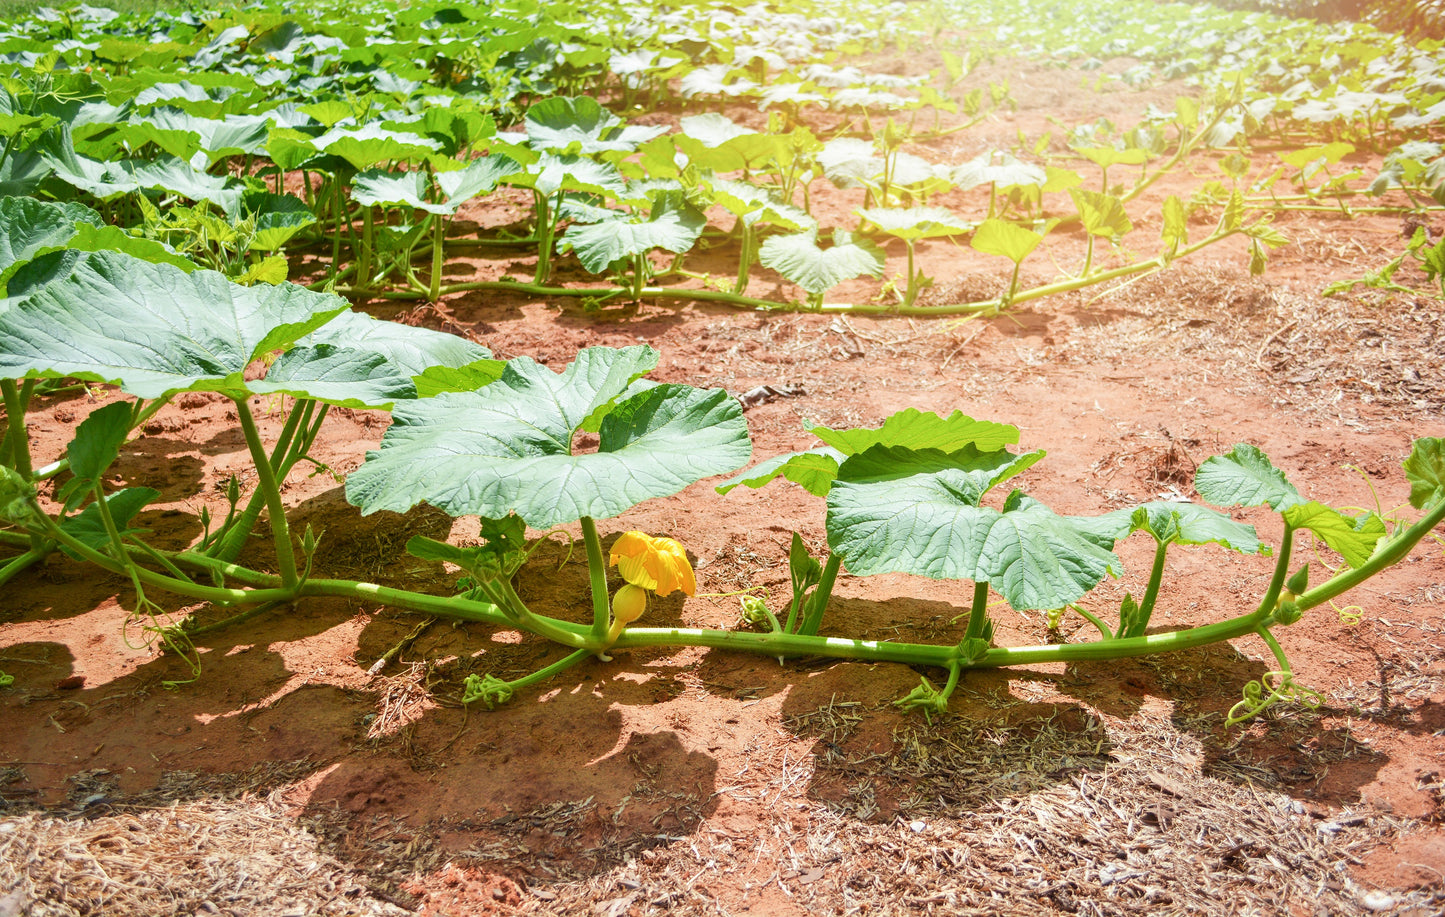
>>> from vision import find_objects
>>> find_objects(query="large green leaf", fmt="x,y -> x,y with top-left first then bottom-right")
0,251 -> 349,399
758,229 -> 884,296
827,446 -> 1121,610
0,196 -> 103,288
299,309 -> 493,379
1194,445 -> 1303,509
560,191 -> 705,272
811,408 -> 1019,455
524,95 -> 664,154
344,346 -> 751,527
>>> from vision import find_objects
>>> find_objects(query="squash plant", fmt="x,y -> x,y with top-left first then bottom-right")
1,249 -> 1443,722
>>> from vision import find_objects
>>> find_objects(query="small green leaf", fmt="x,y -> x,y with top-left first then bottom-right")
1404,437 -> 1445,510
715,448 -> 844,497
970,218 -> 1044,265
58,486 -> 160,559
1282,501 -> 1388,568
1161,195 -> 1188,252
1070,189 -> 1132,239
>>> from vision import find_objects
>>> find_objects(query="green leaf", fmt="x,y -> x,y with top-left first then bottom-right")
58,487 -> 160,560
1280,142 -> 1355,170
242,192 -> 317,250
970,218 -> 1044,264
235,255 -> 288,286
0,251 -> 349,399
1069,189 -> 1132,239
1282,501 -> 1387,568
68,224 -> 198,273
255,344 -> 415,409
1404,438 -> 1445,510
314,122 -> 442,171
353,169 -> 451,214
0,196 -> 103,289
715,448 -> 844,497
811,408 -> 1019,455
412,359 -> 508,398
705,177 -> 814,232
1129,501 -> 1263,553
758,229 -> 885,296
60,400 -> 134,511
1194,444 -> 1303,510
300,309 -> 492,379
345,346 -> 751,527
505,152 -> 626,199
1075,147 -> 1150,169
524,95 -> 664,154
827,446 -> 1121,610
407,514 -> 527,579
856,206 -> 972,240
1161,195 -> 1188,252
952,151 -> 1046,190
560,191 -> 705,272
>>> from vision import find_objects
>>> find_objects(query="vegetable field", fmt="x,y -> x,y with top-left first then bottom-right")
1,0 -> 1444,914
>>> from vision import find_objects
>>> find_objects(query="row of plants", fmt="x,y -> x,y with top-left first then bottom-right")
0,228 -> 1442,720
0,0 -> 1441,317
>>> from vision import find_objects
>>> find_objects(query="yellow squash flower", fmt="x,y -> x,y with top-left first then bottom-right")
609,531 -> 696,597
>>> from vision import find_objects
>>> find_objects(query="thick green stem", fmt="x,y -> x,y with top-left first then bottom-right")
579,516 -> 612,644
734,223 -> 753,295
233,398 -> 298,587
964,579 -> 991,642
1,379 -> 34,478
429,213 -> 445,302
1133,538 -> 1171,632
798,552 -> 842,635
209,401 -> 308,562
0,546 -> 48,587
533,192 -> 554,285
